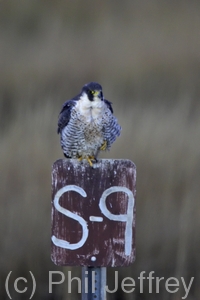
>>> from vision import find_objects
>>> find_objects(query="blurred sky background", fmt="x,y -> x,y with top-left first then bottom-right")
0,1 -> 200,299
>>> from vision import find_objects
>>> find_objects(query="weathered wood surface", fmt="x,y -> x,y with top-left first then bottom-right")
51,159 -> 136,267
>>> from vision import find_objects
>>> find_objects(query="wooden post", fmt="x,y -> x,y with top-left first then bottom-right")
51,159 -> 136,298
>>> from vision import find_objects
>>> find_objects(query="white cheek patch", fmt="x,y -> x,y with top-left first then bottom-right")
76,93 -> 91,112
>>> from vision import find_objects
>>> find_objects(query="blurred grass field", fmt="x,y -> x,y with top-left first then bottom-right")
0,1 -> 200,299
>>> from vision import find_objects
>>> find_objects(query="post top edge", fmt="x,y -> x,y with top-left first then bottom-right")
52,158 -> 136,168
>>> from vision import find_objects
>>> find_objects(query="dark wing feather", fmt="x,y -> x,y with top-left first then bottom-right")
104,99 -> 113,114
57,99 -> 77,134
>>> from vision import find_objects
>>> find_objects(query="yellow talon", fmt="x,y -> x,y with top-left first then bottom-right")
77,155 -> 96,167
87,157 -> 94,167
100,140 -> 107,151
87,157 -> 93,167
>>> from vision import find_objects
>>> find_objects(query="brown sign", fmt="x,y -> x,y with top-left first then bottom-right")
51,159 -> 136,267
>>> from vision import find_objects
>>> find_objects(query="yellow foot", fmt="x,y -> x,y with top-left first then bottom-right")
100,140 -> 107,151
77,155 -> 96,167
87,156 -> 96,167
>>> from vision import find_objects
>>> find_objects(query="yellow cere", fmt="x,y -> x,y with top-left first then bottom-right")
93,91 -> 99,96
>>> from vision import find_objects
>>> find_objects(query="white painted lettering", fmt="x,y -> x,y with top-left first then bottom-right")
89,216 -> 103,222
99,186 -> 135,256
51,185 -> 88,250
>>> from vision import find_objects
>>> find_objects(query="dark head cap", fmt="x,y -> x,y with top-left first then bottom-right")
81,82 -> 103,101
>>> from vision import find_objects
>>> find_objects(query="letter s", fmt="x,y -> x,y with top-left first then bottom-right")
51,185 -> 88,250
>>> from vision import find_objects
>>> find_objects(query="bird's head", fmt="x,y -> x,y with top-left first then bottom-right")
81,82 -> 103,102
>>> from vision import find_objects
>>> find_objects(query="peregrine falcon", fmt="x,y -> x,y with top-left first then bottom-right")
57,82 -> 121,166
